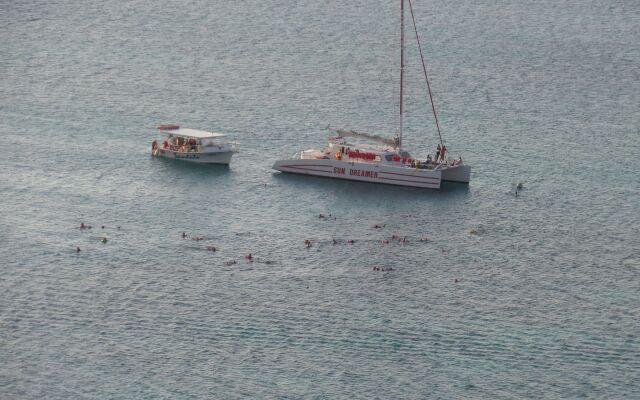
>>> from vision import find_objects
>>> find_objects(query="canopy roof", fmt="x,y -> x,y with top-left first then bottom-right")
162,128 -> 226,139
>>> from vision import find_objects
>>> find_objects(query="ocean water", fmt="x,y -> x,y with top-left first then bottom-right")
1,0 -> 639,398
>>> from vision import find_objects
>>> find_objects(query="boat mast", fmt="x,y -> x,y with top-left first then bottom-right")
399,0 -> 405,151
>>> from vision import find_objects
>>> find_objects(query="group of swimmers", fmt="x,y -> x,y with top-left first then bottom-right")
76,218 -> 433,273
76,222 -> 116,251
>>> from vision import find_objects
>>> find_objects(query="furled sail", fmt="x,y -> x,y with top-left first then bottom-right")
330,129 -> 398,148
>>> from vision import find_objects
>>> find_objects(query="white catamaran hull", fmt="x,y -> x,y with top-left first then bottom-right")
153,148 -> 233,164
273,159 -> 442,189
440,164 -> 471,183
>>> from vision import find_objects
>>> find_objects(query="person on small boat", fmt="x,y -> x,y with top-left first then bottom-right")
188,138 -> 197,151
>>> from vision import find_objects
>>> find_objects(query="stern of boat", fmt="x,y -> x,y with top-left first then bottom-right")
440,164 -> 471,183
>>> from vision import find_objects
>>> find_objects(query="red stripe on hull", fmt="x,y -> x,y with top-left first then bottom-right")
378,175 -> 439,186
378,170 -> 440,181
277,167 -> 439,188
279,164 -> 333,169
279,165 -> 333,173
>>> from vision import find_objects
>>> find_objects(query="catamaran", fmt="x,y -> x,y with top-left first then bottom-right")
151,124 -> 235,165
273,0 -> 470,189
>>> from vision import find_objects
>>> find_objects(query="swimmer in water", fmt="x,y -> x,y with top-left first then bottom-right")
304,239 -> 312,248
245,253 -> 253,261
347,239 -> 355,244
80,222 -> 86,229
332,238 -> 338,245
76,246 -> 81,253
182,232 -> 187,239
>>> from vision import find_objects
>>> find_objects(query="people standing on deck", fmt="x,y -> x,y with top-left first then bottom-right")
436,143 -> 447,163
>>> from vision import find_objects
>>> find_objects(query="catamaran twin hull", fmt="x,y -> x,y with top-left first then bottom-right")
153,148 -> 233,164
273,159 -> 471,189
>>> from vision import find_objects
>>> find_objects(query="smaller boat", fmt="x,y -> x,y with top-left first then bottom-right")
151,125 -> 234,164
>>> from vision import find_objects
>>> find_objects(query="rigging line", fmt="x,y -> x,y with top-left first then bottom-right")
407,0 -> 444,146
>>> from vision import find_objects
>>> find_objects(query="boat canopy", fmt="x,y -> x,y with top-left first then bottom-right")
162,128 -> 226,139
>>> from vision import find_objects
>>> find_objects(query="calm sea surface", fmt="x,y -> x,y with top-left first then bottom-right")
1,0 -> 639,398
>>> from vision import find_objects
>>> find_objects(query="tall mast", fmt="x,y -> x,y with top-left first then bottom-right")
399,0 -> 405,151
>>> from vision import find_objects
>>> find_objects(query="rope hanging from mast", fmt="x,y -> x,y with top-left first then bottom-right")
407,0 -> 444,146
399,0 -> 405,151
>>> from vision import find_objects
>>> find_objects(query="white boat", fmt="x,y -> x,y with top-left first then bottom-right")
273,0 -> 471,189
151,125 -> 234,164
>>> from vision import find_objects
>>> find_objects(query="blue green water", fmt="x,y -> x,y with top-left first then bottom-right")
2,0 -> 639,398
